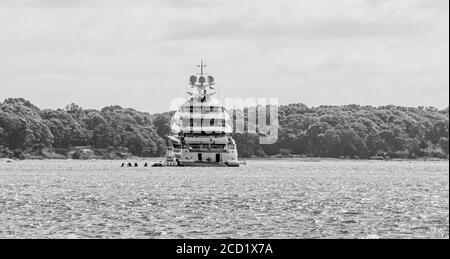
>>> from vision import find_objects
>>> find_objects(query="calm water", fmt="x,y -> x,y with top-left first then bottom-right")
0,159 -> 448,239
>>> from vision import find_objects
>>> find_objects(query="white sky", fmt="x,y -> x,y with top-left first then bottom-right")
0,0 -> 448,113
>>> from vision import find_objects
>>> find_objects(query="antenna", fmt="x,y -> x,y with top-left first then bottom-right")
197,59 -> 207,75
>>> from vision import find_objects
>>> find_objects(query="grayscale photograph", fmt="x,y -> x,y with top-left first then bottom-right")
0,0 -> 448,244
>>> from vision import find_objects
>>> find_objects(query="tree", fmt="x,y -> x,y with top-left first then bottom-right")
0,100 -> 54,151
153,114 -> 171,139
439,137 -> 449,154
41,109 -> 87,148
366,132 -> 384,156
427,121 -> 449,144
306,122 -> 331,157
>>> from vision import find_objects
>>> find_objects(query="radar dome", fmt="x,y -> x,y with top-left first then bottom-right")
189,75 -> 197,84
208,76 -> 214,83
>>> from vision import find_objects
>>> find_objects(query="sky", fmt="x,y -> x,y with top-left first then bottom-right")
0,0 -> 448,113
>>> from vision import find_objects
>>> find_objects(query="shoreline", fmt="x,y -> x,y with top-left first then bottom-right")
2,156 -> 448,162
243,156 -> 449,162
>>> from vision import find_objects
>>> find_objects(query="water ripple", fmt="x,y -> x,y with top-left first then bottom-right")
0,159 -> 448,239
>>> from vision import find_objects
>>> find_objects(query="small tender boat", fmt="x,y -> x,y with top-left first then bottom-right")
151,161 -> 165,167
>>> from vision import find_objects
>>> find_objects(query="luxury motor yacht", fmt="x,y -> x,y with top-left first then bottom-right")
154,61 -> 240,167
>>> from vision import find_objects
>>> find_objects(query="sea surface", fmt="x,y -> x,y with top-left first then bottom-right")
0,159 -> 448,239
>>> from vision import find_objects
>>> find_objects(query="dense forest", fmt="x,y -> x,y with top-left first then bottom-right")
0,98 -> 448,160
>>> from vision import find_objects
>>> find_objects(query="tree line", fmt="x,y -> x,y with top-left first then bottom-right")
0,98 -> 448,159
235,103 -> 449,159
0,98 -> 166,159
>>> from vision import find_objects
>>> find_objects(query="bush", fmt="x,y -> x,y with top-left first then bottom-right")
279,148 -> 292,156
439,137 -> 449,154
0,146 -> 13,158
